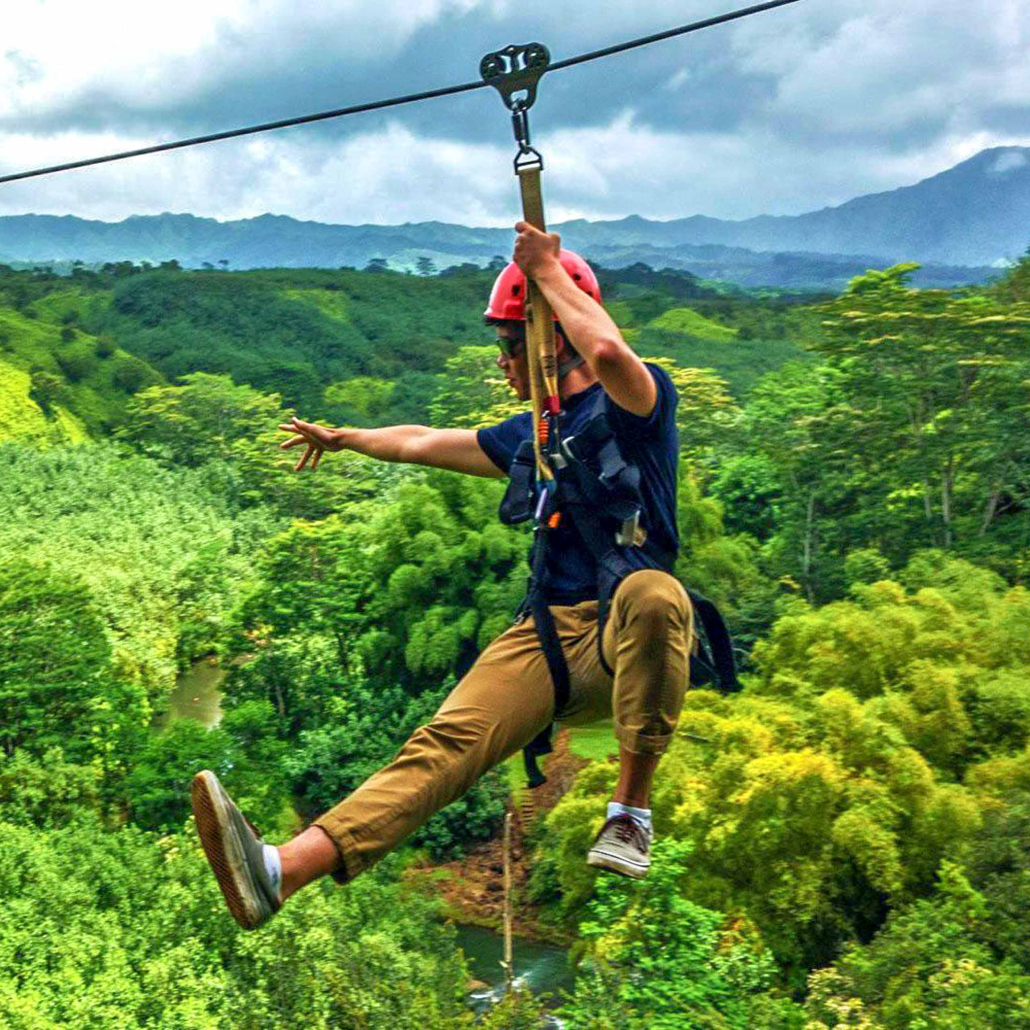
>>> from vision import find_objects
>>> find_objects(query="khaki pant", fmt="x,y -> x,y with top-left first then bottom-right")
315,569 -> 693,881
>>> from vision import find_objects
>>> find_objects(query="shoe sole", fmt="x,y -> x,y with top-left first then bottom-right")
586,848 -> 650,880
191,770 -> 266,930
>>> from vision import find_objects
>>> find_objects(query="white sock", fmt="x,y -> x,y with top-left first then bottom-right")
263,844 -> 282,895
607,801 -> 652,833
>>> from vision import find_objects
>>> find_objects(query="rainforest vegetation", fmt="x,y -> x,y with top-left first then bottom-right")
3,253 -> 1030,1027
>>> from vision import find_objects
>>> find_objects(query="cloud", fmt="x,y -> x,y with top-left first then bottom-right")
0,122 -> 516,225
10,112 -> 1011,228
730,0 -> 1030,145
1,1 -> 1030,225
0,0 -> 491,132
991,149 -> 1029,174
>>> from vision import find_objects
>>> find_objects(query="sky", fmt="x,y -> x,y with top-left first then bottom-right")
1,0 -> 1028,227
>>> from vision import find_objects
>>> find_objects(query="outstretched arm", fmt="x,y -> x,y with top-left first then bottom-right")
278,418 -> 505,478
513,222 -> 657,418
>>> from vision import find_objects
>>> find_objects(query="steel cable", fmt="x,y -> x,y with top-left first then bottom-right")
0,0 -> 804,185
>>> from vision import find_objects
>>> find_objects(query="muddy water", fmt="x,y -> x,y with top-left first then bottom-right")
162,657 -> 225,728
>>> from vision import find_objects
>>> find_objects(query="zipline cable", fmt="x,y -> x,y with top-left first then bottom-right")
547,0 -> 803,72
0,0 -> 803,186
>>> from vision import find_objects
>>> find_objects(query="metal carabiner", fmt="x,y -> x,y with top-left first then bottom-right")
511,104 -> 531,151
510,102 -> 543,172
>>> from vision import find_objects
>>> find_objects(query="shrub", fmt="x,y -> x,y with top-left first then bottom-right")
95,334 -> 117,358
28,370 -> 65,414
55,345 -> 97,382
111,355 -> 154,393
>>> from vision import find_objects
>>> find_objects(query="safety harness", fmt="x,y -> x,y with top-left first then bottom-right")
499,387 -> 741,787
481,43 -> 741,787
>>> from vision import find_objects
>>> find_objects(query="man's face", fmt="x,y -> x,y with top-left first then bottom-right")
495,326 -> 530,402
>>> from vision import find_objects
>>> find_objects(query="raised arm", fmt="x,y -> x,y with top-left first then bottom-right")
279,418 -> 505,479
513,222 -> 657,418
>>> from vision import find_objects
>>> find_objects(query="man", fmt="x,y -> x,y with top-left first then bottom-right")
191,222 -> 694,930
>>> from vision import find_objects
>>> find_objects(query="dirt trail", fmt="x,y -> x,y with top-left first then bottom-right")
407,729 -> 588,942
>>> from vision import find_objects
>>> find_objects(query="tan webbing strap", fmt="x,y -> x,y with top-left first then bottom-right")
517,164 -> 560,480
517,165 -> 560,406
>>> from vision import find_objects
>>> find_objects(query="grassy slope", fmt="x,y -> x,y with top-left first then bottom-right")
98,267 -> 490,387
648,306 -> 739,342
100,266 -> 813,406
0,287 -> 160,443
608,293 -> 811,397
282,287 -> 352,322
565,723 -> 619,761
0,359 -> 70,442
0,265 -> 815,444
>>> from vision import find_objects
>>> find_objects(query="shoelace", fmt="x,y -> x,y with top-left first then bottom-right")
605,814 -> 649,852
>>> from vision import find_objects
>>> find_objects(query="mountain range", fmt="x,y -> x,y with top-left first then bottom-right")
1,146 -> 1026,290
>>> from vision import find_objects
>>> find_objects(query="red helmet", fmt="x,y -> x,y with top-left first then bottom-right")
484,250 -> 602,322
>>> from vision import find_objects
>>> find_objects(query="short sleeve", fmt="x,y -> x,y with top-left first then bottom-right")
605,363 -> 678,440
477,412 -> 533,475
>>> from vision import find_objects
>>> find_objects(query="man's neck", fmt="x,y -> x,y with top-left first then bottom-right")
559,365 -> 599,402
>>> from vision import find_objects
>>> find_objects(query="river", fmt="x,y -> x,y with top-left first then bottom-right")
456,924 -> 572,1025
161,656 -> 225,728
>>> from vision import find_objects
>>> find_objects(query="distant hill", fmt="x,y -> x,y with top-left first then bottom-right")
596,146 -> 1030,268
0,147 -> 1024,287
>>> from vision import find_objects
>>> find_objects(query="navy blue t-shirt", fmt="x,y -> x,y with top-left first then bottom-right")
477,363 -> 680,603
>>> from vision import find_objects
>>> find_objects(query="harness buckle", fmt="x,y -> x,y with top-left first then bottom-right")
616,511 -> 642,547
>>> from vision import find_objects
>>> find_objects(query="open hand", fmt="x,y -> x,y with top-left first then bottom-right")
513,221 -> 561,278
277,416 -> 341,471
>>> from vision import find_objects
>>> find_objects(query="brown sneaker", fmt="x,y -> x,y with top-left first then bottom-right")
586,813 -> 652,879
191,770 -> 281,930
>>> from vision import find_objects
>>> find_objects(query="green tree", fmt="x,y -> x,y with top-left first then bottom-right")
125,720 -> 238,833
817,266 -> 1030,554
0,818 -> 473,1029
28,369 -> 65,415
805,863 -> 1030,1030
0,442 -> 281,692
428,345 -> 524,428
559,839 -> 777,1029
0,748 -> 100,828
119,372 -> 287,467
646,357 -> 739,462
734,361 -> 848,600
324,375 -> 396,423
0,560 -> 115,759
231,473 -> 525,708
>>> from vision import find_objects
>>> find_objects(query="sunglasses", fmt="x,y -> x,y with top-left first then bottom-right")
495,332 -> 526,358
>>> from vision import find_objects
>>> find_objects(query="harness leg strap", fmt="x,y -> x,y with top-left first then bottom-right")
522,593 -> 571,788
